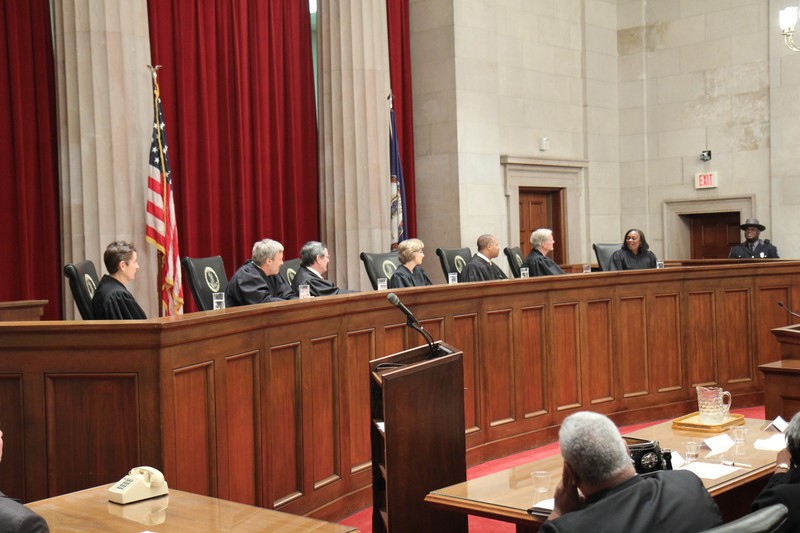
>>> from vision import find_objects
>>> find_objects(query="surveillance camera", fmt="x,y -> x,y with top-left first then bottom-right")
700,150 -> 712,161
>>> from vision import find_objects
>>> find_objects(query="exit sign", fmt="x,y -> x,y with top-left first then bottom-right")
695,171 -> 718,189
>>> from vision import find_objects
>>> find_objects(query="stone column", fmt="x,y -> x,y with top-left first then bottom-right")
318,0 -> 392,290
52,0 -> 157,317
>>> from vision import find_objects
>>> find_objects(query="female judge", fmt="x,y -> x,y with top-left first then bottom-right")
608,229 -> 658,271
388,238 -> 432,288
92,241 -> 147,319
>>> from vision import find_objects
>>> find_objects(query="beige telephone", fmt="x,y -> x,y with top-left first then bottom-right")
107,466 -> 169,504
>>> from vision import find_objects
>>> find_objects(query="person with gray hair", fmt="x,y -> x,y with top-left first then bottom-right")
0,429 -> 50,532
752,411 -> 800,529
522,228 -> 564,277
290,241 -> 355,297
225,238 -> 297,306
541,411 -> 721,533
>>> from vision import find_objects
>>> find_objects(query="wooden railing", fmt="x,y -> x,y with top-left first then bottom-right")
1,261 -> 798,520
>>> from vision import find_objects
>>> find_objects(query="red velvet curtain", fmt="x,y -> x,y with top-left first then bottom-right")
386,0 -> 417,238
147,1 -> 319,291
0,0 -> 61,319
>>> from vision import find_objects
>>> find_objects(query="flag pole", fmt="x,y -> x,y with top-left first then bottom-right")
147,65 -> 165,316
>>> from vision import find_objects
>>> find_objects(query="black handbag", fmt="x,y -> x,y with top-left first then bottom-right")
623,436 -> 672,476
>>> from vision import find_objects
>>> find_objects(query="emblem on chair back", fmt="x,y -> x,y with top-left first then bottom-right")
382,260 -> 397,278
203,266 -> 221,293
84,274 -> 97,298
454,256 -> 467,273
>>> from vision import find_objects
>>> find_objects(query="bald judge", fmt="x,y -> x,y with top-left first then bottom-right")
459,234 -> 508,283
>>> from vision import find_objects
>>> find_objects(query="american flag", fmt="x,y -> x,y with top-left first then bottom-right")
389,107 -> 406,250
145,70 -> 183,316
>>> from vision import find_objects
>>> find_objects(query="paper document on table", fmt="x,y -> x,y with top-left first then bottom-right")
679,461 -> 740,479
671,451 -> 686,469
527,498 -> 555,516
765,416 -> 788,432
754,433 -> 786,451
703,434 -> 734,457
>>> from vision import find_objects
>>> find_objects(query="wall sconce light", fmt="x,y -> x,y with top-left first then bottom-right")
780,6 -> 800,51
700,150 -> 712,161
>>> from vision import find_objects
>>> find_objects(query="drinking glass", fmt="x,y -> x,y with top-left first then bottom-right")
448,272 -> 458,285
377,278 -> 388,291
212,292 -> 226,310
298,284 -> 311,299
531,471 -> 551,493
520,267 -> 530,279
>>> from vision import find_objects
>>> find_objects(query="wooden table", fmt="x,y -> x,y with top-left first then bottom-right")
425,418 -> 778,532
26,485 -> 358,532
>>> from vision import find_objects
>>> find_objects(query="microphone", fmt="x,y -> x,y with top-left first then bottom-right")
778,301 -> 800,322
387,292 -> 418,323
386,293 -> 438,357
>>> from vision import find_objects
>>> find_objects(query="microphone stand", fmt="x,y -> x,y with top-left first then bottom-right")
406,317 -> 438,358
778,301 -> 800,323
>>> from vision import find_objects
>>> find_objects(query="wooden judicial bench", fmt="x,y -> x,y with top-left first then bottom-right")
2,260 -> 799,523
761,324 -> 800,420
0,299 -> 47,321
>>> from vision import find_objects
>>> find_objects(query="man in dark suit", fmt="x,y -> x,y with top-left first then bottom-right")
225,238 -> 297,306
729,218 -> 779,259
752,411 -> 800,531
459,234 -> 507,282
0,429 -> 50,532
541,412 -> 722,533
290,241 -> 355,297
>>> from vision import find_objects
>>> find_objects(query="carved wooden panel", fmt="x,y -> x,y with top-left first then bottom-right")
687,291 -> 717,386
452,314 -> 480,435
585,300 -> 613,405
225,352 -> 258,505
383,323 -> 405,356
485,309 -> 514,427
45,374 -> 139,496
651,293 -> 682,393
310,336 -> 340,490
553,303 -> 580,411
173,363 -> 214,496
519,306 -> 546,418
0,376 -> 23,499
758,286 -> 791,369
346,329 -> 373,473
619,297 -> 648,398
719,289 -> 752,386
268,343 -> 302,507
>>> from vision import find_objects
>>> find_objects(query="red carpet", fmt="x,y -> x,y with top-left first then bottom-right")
339,406 -> 765,532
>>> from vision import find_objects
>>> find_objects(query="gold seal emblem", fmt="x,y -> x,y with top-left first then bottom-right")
85,274 -> 97,298
454,256 -> 467,273
382,260 -> 397,278
204,266 -> 221,293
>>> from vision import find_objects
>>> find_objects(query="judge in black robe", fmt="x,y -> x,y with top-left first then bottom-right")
389,239 -> 432,288
608,229 -> 658,271
729,218 -> 779,259
225,239 -> 297,307
752,412 -> 800,532
290,241 -> 355,297
91,241 -> 147,320
523,228 -> 564,276
459,234 -> 507,282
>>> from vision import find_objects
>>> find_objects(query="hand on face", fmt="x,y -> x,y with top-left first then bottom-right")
549,462 -> 582,520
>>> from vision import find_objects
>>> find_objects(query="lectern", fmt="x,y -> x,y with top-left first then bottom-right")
369,341 -> 467,533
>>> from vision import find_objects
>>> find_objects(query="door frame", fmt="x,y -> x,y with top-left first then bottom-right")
663,196 -> 754,259
502,156 -> 588,265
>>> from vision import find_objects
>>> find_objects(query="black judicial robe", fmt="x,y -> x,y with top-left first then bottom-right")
225,260 -> 297,307
0,491 -> 50,533
91,275 -> 147,320
540,471 -> 721,533
458,255 -> 507,283
752,467 -> 800,532
290,265 -> 355,297
608,248 -> 657,271
388,264 -> 432,288
729,240 -> 779,259
523,249 -> 564,276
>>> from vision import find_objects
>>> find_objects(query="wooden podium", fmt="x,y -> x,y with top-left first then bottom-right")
369,341 -> 467,533
761,325 -> 800,419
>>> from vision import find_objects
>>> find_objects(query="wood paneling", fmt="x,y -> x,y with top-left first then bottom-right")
3,260 -> 800,521
0,376 -> 24,500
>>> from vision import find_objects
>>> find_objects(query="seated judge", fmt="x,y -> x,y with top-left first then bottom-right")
92,241 -> 147,320
388,238 -> 432,288
752,410 -> 800,530
729,218 -> 779,259
541,411 -> 721,533
291,241 -> 355,297
608,229 -> 658,271
0,429 -> 50,532
523,228 -> 565,276
458,234 -> 507,282
225,238 -> 297,306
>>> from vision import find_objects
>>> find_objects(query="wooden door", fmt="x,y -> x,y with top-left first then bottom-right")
519,188 -> 565,263
688,212 -> 741,259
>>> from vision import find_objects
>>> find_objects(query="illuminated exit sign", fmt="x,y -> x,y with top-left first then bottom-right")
695,171 -> 718,189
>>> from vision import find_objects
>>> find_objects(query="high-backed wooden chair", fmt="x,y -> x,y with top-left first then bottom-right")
435,247 -> 472,278
359,251 -> 400,290
182,256 -> 228,311
503,246 -> 524,278
592,243 -> 621,272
